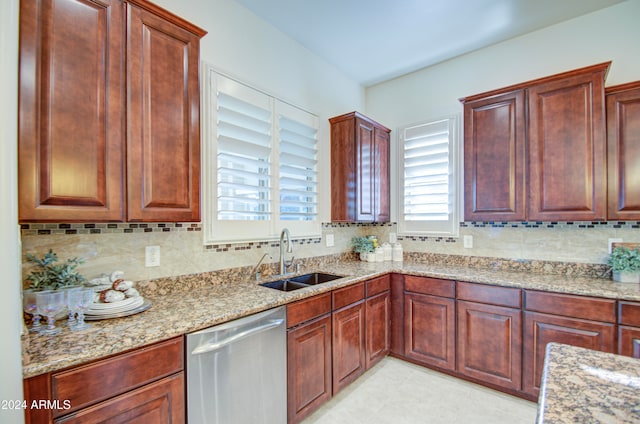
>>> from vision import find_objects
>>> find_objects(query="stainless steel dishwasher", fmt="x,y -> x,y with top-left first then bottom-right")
187,306 -> 286,424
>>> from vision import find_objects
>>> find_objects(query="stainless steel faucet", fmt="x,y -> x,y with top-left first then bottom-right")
279,228 -> 293,276
250,253 -> 272,281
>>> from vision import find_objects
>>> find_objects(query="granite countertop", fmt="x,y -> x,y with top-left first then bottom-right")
537,343 -> 640,423
22,259 -> 640,379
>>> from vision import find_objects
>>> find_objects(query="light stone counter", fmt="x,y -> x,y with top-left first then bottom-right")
22,258 -> 640,379
537,343 -> 640,423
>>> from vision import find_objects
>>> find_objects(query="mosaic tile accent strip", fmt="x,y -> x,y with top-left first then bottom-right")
204,237 -> 322,252
461,221 -> 640,229
20,222 -> 202,236
399,235 -> 457,243
322,222 -> 395,228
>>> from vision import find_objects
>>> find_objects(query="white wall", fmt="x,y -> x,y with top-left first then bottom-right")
0,0 -> 25,421
364,1 -> 640,262
22,0 -> 366,283
152,0 -> 365,222
366,1 -> 640,130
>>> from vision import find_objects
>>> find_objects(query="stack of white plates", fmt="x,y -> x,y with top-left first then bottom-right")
85,296 -> 151,320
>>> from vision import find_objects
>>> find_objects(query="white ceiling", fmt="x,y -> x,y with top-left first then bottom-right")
234,0 -> 625,87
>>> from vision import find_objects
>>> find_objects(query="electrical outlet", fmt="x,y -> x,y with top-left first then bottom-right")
389,232 -> 397,244
145,245 -> 160,267
326,234 -> 335,247
608,238 -> 623,254
463,235 -> 473,249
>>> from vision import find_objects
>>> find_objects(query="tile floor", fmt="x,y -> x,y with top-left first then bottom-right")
303,357 -> 538,424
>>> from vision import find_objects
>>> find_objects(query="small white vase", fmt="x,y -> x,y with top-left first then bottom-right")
613,271 -> 640,283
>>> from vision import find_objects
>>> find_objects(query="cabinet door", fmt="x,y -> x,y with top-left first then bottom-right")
54,373 -> 184,424
365,291 -> 390,370
332,301 -> 366,394
18,0 -> 124,222
356,118 -> 376,222
619,326 -> 640,358
527,65 -> 607,221
287,315 -> 332,424
373,126 -> 390,222
606,82 -> 640,220
404,292 -> 455,371
457,301 -> 522,390
463,90 -> 526,221
126,3 -> 203,222
523,311 -> 615,397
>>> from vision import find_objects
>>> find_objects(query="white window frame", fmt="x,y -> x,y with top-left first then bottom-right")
397,114 -> 460,237
202,64 -> 321,243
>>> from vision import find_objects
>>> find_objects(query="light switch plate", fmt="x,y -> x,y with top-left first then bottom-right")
145,245 -> 160,267
326,234 -> 335,247
463,235 -> 473,249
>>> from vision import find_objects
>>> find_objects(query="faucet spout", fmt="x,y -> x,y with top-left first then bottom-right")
279,228 -> 293,275
250,252 -> 272,281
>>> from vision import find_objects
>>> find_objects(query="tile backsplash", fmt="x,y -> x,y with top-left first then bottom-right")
20,220 -> 640,286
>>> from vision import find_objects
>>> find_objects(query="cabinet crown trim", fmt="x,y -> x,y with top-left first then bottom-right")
329,111 -> 390,132
460,61 -> 611,103
125,0 -> 207,36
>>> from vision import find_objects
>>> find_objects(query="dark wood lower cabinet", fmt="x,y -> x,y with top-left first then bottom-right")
54,374 -> 184,424
285,294 -> 333,424
24,337 -> 184,424
522,311 -> 615,397
404,292 -> 455,371
457,301 -> 522,390
365,290 -> 390,369
287,314 -> 332,424
619,326 -> 640,358
618,301 -> 640,358
332,301 -> 366,394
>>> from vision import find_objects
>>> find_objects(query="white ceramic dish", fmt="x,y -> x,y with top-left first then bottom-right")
85,299 -> 151,320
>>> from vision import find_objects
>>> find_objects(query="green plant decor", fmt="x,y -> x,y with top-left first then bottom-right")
25,249 -> 87,290
607,246 -> 640,273
352,236 -> 374,254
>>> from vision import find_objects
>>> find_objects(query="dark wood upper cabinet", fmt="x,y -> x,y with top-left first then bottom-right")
461,62 -> 610,222
18,0 -> 206,223
527,63 -> 608,221
463,89 -> 526,221
606,82 -> 640,220
330,112 -> 390,222
19,0 -> 125,222
126,0 -> 204,222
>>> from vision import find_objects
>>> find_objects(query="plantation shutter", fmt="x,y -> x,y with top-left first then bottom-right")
399,116 -> 459,236
215,75 -> 272,221
277,101 -> 318,221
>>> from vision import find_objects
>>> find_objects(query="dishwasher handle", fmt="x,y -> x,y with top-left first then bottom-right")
191,318 -> 285,355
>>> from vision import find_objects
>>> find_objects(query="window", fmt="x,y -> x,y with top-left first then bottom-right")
397,115 -> 459,237
202,67 -> 319,243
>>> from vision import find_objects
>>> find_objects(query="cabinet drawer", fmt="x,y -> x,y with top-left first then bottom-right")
287,293 -> 331,328
54,373 -> 184,424
333,282 -> 365,310
404,276 -> 455,298
457,281 -> 521,308
366,275 -> 390,297
524,290 -> 615,323
619,301 -> 640,327
51,337 -> 183,417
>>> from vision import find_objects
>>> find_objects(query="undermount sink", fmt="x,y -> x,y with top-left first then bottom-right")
260,272 -> 343,291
